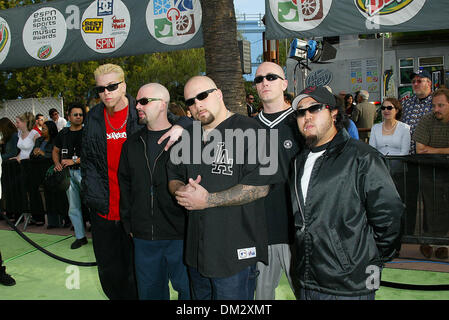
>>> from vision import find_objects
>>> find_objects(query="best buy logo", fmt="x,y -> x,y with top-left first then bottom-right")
355,0 -> 414,16
82,18 -> 104,33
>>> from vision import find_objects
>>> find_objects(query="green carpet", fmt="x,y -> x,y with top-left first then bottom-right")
1,230 -> 449,300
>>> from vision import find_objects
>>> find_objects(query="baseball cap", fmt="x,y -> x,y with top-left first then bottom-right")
292,86 -> 337,110
411,69 -> 431,81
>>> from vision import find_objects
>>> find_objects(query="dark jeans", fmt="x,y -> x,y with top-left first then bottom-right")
188,265 -> 258,300
133,238 -> 190,300
298,288 -> 375,300
90,212 -> 138,300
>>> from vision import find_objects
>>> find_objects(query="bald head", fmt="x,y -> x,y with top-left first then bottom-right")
184,75 -> 227,129
139,83 -> 170,104
256,62 -> 286,79
255,62 -> 288,112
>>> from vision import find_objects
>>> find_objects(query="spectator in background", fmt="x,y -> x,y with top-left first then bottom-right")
353,90 -> 376,141
413,88 -> 449,260
401,69 -> 433,154
0,118 -> 19,160
49,108 -> 67,132
168,102 -> 187,117
334,94 -> 359,140
53,104 -> 86,250
246,93 -> 258,117
283,92 -> 293,107
344,94 -> 354,118
33,114 -> 44,135
31,121 -> 58,159
369,97 -> 411,156
11,112 -> 40,162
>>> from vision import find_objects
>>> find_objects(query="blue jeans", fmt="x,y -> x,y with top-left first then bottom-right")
188,265 -> 258,300
133,238 -> 190,300
298,288 -> 375,300
66,169 -> 85,239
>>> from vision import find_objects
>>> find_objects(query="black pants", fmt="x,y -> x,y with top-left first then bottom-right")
90,212 -> 138,300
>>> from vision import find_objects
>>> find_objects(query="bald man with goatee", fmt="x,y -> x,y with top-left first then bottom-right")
167,75 -> 276,300
118,83 -> 190,300
253,62 -> 303,299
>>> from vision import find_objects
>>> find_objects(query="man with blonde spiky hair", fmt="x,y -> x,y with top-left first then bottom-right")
82,64 -> 191,300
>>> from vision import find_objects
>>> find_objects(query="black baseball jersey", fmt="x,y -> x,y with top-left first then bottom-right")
167,113 -> 276,278
255,108 -> 303,245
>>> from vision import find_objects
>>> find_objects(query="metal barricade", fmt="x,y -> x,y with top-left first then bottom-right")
385,154 -> 449,246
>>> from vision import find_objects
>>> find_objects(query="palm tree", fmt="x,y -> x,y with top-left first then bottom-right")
200,0 -> 246,114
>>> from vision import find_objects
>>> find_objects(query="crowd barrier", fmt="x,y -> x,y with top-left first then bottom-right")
1,155 -> 448,246
385,154 -> 449,245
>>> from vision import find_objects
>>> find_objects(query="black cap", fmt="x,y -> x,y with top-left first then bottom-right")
292,86 -> 337,110
411,69 -> 431,81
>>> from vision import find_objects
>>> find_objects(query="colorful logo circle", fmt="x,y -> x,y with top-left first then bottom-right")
269,0 -> 332,31
146,0 -> 202,45
355,0 -> 426,25
22,7 -> 67,61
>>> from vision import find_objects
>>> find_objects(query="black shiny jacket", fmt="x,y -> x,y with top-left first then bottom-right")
289,129 -> 403,296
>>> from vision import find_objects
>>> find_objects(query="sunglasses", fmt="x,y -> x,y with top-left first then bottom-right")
380,105 -> 394,111
95,81 -> 123,93
294,103 -> 330,118
185,88 -> 217,107
136,97 -> 162,105
71,113 -> 84,117
253,74 -> 284,84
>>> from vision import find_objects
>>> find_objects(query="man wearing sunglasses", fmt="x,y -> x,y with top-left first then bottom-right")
81,64 -> 192,300
252,62 -> 302,300
289,86 -> 403,300
167,75 -> 275,300
117,83 -> 190,300
49,108 -> 67,132
52,103 -> 86,250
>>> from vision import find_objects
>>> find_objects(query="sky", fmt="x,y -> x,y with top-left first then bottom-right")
233,0 -> 266,15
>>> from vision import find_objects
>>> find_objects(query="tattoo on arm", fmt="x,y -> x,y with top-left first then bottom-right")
207,184 -> 269,208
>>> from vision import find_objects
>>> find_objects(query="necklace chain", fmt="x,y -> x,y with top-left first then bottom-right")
105,109 -> 128,131
383,121 -> 397,132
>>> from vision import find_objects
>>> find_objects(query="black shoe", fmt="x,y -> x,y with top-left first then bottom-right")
70,237 -> 88,250
0,266 -> 16,286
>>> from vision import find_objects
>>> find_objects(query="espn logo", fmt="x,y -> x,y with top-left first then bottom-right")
96,37 -> 115,49
82,18 -> 103,34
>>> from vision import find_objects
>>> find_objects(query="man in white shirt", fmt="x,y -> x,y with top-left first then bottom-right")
49,108 -> 67,132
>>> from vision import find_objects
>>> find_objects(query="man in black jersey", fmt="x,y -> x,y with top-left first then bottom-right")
253,62 -> 301,299
118,83 -> 190,300
167,75 -> 275,300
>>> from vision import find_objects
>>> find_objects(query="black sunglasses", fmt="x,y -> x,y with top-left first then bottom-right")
380,105 -> 394,111
254,74 -> 284,84
71,113 -> 83,117
294,103 -> 330,118
185,88 -> 217,107
95,81 -> 123,93
136,97 -> 162,105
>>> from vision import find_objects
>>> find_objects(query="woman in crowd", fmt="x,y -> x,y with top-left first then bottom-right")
369,97 -> 411,155
31,121 -> 58,159
0,118 -> 19,160
344,93 -> 354,118
11,112 -> 40,162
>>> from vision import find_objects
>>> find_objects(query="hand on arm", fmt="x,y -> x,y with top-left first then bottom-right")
416,142 -> 449,154
158,124 -> 184,151
174,175 -> 269,211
